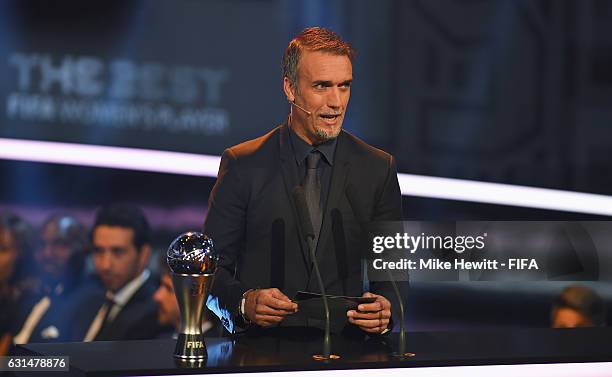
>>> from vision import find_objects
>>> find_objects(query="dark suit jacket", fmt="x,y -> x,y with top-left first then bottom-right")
204,123 -> 407,334
16,281 -> 95,343
71,275 -> 164,341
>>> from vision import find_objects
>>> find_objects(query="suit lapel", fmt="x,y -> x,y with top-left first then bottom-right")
279,123 -> 311,269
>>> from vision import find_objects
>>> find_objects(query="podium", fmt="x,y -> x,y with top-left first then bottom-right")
12,327 -> 612,376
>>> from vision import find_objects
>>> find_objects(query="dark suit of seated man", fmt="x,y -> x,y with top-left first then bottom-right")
204,27 -> 408,337
74,205 -> 163,342
13,215 -> 89,344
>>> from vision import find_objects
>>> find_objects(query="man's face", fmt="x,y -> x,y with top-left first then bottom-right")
0,229 -> 19,282
92,225 -> 149,292
36,222 -> 73,279
552,307 -> 593,328
153,272 -> 180,330
284,50 -> 352,145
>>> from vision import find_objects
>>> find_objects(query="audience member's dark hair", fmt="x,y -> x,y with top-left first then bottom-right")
42,214 -> 88,256
552,285 -> 607,326
41,214 -> 89,288
0,211 -> 35,284
92,205 -> 151,251
0,212 -> 35,341
0,212 -> 34,260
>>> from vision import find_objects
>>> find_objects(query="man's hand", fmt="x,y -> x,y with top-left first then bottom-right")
244,288 -> 298,327
347,292 -> 391,334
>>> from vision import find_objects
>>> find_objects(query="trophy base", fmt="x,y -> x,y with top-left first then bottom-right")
174,358 -> 206,369
312,354 -> 340,361
390,352 -> 416,360
174,333 -> 208,361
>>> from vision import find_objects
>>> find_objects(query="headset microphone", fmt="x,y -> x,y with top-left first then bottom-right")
290,100 -> 312,116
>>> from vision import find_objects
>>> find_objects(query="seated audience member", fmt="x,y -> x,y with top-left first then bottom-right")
75,205 -> 163,341
0,211 -> 35,354
153,252 -> 212,338
551,285 -> 607,328
13,215 -> 89,344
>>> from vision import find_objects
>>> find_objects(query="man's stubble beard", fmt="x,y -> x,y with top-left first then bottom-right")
313,123 -> 341,143
292,86 -> 342,143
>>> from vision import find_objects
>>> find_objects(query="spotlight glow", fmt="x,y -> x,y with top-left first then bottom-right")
1,138 -> 611,216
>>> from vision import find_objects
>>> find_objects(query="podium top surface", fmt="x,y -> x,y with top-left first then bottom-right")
15,327 -> 612,376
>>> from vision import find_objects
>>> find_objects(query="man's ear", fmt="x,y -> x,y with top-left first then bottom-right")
138,244 -> 151,270
283,77 -> 295,102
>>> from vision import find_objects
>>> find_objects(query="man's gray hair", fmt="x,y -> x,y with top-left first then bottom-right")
282,27 -> 355,88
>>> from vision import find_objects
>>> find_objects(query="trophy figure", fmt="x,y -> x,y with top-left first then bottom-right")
167,232 -> 218,361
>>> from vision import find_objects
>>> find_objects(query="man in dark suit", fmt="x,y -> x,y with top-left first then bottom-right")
77,205 -> 163,341
205,27 -> 406,336
13,214 -> 88,344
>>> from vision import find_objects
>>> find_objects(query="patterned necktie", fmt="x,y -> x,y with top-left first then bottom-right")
303,151 -> 323,246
